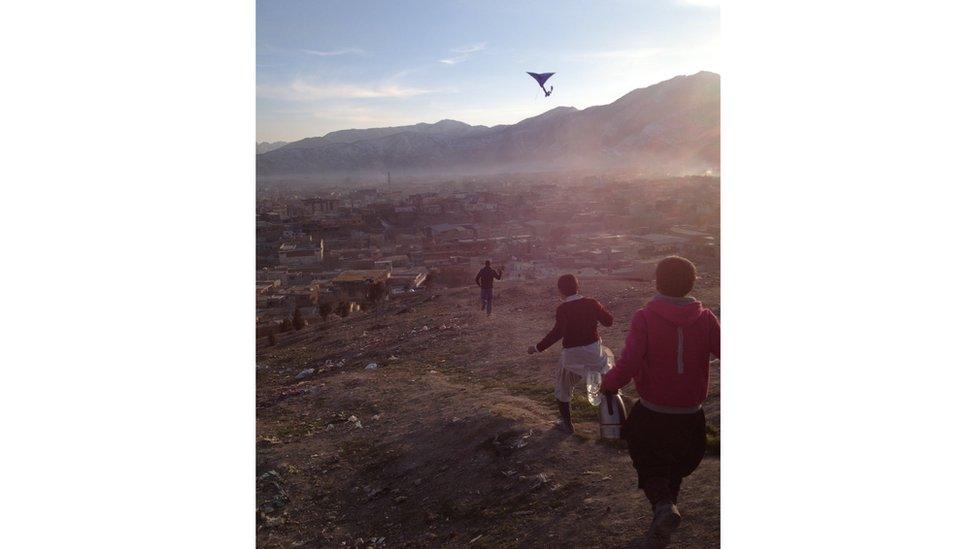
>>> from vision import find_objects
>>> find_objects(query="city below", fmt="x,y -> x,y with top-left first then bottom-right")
256,174 -> 719,335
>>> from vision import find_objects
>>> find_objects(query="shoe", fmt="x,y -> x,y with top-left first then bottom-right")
554,419 -> 575,434
646,502 -> 681,548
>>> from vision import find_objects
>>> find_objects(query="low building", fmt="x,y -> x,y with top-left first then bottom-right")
301,197 -> 339,215
278,239 -> 325,266
275,285 -> 316,309
425,223 -> 477,242
380,254 -> 411,268
389,268 -> 428,294
311,279 -> 340,305
331,269 -> 392,301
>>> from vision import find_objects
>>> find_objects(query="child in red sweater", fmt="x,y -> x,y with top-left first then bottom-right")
527,274 -> 614,433
601,256 -> 720,548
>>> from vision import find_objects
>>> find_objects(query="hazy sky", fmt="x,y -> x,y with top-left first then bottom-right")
257,0 -> 719,143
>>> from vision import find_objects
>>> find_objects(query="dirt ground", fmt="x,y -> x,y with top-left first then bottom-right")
256,273 -> 720,548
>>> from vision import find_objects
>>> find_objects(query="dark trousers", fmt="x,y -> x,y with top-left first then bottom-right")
621,402 -> 706,505
480,288 -> 493,314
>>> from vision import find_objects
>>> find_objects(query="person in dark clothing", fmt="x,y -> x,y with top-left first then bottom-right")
475,260 -> 503,316
527,274 -> 614,433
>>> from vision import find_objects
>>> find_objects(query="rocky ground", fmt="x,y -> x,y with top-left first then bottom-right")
256,272 -> 720,548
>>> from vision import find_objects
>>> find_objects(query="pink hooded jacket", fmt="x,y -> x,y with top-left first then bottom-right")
602,295 -> 720,410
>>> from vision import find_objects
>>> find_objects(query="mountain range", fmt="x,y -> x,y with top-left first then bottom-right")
256,71 -> 719,178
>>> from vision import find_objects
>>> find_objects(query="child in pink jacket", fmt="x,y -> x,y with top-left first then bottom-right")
601,256 -> 720,548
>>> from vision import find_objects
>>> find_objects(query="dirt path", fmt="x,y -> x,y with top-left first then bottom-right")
257,277 -> 719,548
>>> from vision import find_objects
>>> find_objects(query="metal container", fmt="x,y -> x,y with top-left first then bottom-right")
599,393 -> 627,439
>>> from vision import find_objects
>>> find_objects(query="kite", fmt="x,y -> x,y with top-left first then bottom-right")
527,72 -> 555,97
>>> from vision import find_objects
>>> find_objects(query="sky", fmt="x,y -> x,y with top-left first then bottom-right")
257,0 -> 719,143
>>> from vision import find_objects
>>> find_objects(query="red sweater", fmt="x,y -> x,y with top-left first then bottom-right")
602,296 -> 720,408
535,296 -> 614,351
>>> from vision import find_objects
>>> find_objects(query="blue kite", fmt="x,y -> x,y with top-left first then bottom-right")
527,72 -> 555,97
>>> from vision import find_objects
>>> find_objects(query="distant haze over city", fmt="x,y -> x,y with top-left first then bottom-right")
257,72 -> 719,180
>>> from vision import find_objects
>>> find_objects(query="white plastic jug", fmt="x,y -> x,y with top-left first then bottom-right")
599,393 -> 627,439
585,371 -> 603,406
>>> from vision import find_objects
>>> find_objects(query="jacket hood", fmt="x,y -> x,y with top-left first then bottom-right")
645,295 -> 704,327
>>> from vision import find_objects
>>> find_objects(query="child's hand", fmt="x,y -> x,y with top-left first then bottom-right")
527,345 -> 537,355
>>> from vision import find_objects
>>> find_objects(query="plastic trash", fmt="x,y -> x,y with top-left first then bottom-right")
365,363 -> 378,370
586,371 -> 603,406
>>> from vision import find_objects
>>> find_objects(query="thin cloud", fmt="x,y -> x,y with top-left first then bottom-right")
301,47 -> 366,57
675,0 -> 719,6
439,42 -> 488,65
452,42 -> 487,54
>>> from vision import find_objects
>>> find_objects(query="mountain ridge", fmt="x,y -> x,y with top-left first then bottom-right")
256,141 -> 289,154
257,71 -> 719,177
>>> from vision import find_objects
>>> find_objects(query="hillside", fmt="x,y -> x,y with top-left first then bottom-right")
256,72 -> 719,178
278,119 -> 492,151
257,141 -> 290,154
256,275 -> 720,548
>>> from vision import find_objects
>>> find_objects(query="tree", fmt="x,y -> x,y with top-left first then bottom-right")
292,308 -> 305,331
318,302 -> 334,323
367,281 -> 386,303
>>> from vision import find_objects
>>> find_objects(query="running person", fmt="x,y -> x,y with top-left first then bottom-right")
475,260 -> 503,316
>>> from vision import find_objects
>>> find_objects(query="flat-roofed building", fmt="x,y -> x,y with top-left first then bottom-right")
278,239 -> 325,266
331,269 -> 392,301
301,197 -> 339,215
389,268 -> 428,294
